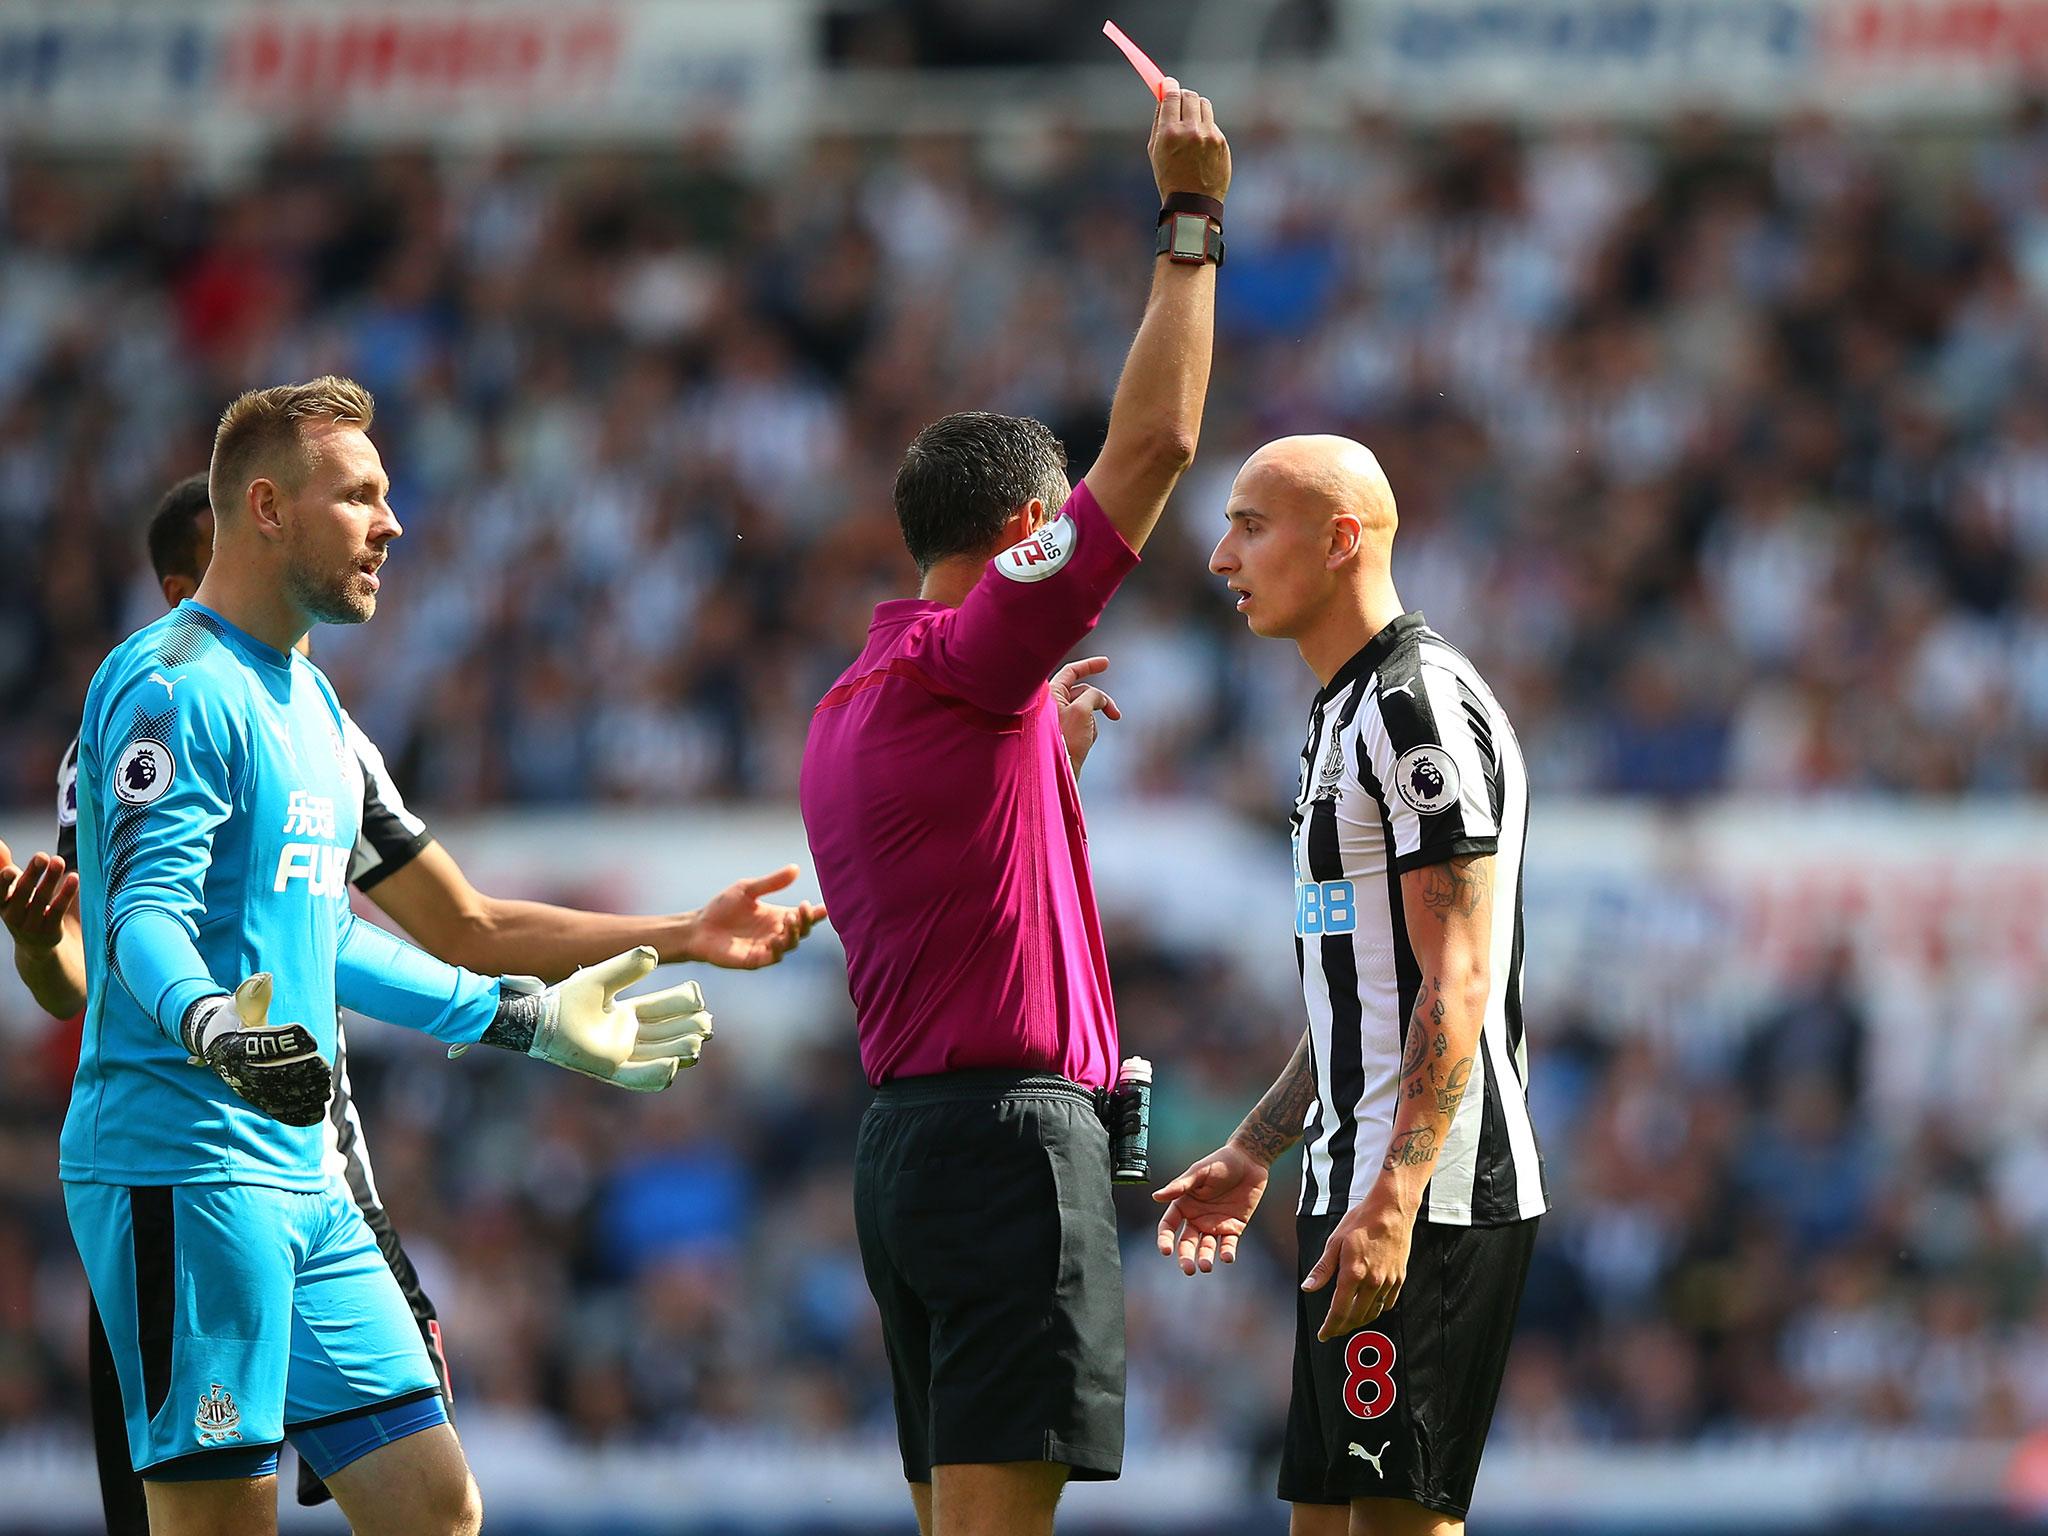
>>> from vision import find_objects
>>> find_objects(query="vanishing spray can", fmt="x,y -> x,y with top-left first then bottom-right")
1109,1056 -> 1153,1185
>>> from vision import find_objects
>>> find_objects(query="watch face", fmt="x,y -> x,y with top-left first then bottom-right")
1171,214 -> 1208,258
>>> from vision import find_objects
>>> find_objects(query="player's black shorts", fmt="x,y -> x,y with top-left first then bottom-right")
1281,1211 -> 1539,1517
854,1069 -> 1125,1483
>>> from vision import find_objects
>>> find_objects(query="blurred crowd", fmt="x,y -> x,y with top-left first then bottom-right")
0,927 -> 2038,1470
4,108 -> 2048,1473
6,108 -> 2048,813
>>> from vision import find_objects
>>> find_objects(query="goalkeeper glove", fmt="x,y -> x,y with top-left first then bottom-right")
181,974 -> 334,1128
467,945 -> 711,1091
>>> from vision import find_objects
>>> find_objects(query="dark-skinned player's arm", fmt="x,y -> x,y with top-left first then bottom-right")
363,839 -> 824,984
0,839 -> 86,1016
1302,854 -> 1493,1341
1082,76 -> 1231,554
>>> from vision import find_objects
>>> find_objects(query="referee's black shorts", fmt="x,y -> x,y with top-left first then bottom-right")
1281,1210 -> 1539,1517
854,1070 -> 1125,1483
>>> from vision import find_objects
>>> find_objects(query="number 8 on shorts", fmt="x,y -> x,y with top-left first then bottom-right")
1342,1330 -> 1396,1420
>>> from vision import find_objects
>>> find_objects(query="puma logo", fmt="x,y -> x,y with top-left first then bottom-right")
1347,1440 -> 1390,1476
148,672 -> 182,701
1382,678 -> 1419,703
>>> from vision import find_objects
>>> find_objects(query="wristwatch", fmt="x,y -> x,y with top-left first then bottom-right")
1156,191 -> 1224,267
1157,211 -> 1224,266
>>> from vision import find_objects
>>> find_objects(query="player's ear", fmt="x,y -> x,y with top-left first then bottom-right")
1328,513 -> 1364,569
246,477 -> 285,540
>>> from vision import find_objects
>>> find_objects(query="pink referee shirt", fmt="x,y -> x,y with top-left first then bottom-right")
800,481 -> 1138,1090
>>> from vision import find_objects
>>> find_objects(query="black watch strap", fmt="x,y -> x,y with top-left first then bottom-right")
1159,192 -> 1225,224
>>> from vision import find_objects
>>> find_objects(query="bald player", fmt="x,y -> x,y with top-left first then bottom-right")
1154,437 -> 1546,1535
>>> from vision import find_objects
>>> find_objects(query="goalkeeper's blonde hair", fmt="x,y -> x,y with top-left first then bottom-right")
209,375 -> 376,516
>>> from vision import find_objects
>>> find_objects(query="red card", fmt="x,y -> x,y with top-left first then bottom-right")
1103,19 -> 1166,101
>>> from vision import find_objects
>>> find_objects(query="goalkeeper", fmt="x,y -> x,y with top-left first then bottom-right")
62,377 -> 707,1536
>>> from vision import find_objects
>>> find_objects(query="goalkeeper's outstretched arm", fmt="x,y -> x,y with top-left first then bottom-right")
336,913 -> 711,1093
177,918 -> 714,1127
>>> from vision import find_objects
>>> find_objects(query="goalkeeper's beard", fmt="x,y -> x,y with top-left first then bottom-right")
284,537 -> 378,625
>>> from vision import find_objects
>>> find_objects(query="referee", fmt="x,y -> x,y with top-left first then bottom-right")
1155,437 -> 1546,1535
0,474 -> 821,1534
799,82 -> 1231,1536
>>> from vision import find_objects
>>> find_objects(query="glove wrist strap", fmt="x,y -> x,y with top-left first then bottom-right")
180,994 -> 235,1058
480,977 -> 548,1054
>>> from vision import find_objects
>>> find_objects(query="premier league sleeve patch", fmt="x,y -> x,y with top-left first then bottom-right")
113,740 -> 176,806
1393,744 -> 1460,816
994,517 -> 1079,582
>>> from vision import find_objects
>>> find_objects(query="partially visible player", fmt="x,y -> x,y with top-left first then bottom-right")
1154,436 -> 1546,1536
62,379 -> 713,1536
801,80 -> 1230,1536
1,473 -> 822,1534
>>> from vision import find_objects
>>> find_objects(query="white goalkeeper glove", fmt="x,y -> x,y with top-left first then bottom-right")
181,974 -> 334,1128
466,945 -> 711,1091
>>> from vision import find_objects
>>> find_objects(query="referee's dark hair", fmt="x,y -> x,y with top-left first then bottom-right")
894,411 -> 1069,575
146,473 -> 214,585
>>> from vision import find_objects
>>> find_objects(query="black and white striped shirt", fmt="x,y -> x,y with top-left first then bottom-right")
1289,612 -> 1546,1226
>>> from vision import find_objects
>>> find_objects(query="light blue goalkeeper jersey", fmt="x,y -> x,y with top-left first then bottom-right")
61,601 -> 500,1190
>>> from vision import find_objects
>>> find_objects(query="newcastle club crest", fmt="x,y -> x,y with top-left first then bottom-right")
195,1383 -> 242,1445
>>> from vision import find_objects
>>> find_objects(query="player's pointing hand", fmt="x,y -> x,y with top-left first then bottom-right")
1305,1194 -> 1414,1341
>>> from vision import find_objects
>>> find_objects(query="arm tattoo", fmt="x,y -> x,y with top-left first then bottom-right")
1398,1000 -> 1432,1082
1435,1056 -> 1472,1118
1376,857 -> 1493,1186
1396,983 -> 1446,1093
1385,1126 -> 1438,1170
1381,985 -> 1474,1176
1234,1030 -> 1318,1163
1419,855 -> 1491,923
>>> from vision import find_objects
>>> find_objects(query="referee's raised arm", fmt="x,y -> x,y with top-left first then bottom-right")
1083,77 -> 1232,552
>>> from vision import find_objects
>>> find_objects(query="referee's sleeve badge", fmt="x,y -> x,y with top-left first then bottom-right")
994,517 -> 1078,582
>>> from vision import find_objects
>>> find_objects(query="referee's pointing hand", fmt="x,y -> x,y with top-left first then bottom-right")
1051,656 -> 1121,773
